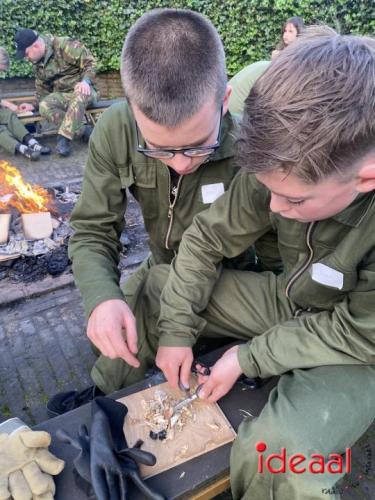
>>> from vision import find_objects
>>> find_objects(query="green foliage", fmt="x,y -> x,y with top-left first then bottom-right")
0,0 -> 374,78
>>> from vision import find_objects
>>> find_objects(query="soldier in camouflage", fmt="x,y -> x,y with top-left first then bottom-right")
14,29 -> 97,156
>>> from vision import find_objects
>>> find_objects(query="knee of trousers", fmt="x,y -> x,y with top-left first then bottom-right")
142,264 -> 170,303
230,381 -> 337,480
230,414 -> 336,500
39,99 -> 54,116
71,91 -> 90,105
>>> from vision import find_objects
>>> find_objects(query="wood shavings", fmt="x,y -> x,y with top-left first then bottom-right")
206,422 -> 221,431
239,408 -> 254,418
143,389 -> 196,441
176,445 -> 189,459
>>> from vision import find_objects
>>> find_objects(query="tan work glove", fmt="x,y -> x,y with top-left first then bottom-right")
0,428 -> 64,500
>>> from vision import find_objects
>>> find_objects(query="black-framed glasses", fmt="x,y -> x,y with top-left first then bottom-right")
135,106 -> 223,160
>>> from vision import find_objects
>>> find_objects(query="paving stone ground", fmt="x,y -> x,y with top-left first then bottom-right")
0,135 -> 374,499
1,135 -> 87,186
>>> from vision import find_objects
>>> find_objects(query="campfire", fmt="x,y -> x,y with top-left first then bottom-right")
0,160 -> 79,282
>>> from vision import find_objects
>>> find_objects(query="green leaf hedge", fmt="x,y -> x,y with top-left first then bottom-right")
0,0 -> 374,78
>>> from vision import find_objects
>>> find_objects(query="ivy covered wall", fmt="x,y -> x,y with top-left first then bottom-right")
0,0 -> 373,78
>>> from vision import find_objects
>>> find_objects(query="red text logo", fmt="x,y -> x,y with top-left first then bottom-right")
256,441 -> 351,475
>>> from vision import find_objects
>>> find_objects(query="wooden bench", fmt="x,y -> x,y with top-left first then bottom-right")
1,90 -> 35,102
2,93 -> 123,132
35,346 -> 277,499
19,98 -> 123,125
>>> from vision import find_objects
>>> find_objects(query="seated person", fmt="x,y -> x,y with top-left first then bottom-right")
0,47 -> 49,160
228,60 -> 270,114
151,26 -> 375,499
46,8 -> 281,416
14,29 -> 97,157
272,16 -> 304,59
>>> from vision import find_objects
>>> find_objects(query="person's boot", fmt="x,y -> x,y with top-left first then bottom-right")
46,385 -> 105,417
55,134 -> 72,157
78,124 -> 94,143
15,143 -> 40,161
23,134 -> 51,155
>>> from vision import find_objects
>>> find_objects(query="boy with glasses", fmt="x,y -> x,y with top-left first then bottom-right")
47,8 -> 279,415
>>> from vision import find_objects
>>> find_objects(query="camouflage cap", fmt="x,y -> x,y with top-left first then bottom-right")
15,29 -> 38,59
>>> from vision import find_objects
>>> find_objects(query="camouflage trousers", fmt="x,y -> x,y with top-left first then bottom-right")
0,108 -> 29,154
39,89 -> 97,140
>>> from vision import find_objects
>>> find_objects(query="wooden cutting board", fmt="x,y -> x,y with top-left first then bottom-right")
118,380 -> 236,478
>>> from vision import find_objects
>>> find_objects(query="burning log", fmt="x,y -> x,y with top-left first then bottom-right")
21,212 -> 53,240
0,214 -> 11,245
0,163 -> 79,280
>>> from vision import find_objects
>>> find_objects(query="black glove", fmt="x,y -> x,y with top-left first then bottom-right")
90,397 -> 164,500
56,424 -> 94,497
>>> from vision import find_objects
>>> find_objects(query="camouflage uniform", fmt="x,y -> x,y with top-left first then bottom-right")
0,106 -> 29,153
33,35 -> 97,140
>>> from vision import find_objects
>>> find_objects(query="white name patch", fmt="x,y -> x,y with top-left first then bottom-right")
311,263 -> 344,290
201,183 -> 225,204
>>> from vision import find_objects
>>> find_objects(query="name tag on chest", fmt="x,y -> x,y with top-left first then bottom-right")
201,183 -> 225,204
311,263 -> 344,290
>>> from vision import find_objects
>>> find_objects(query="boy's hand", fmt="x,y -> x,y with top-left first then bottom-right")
156,346 -> 194,389
198,346 -> 243,403
87,299 -> 140,367
74,81 -> 91,96
18,102 -> 34,112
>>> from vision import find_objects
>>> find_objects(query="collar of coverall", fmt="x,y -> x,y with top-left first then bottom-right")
331,190 -> 375,227
36,34 -> 55,66
208,110 -> 237,162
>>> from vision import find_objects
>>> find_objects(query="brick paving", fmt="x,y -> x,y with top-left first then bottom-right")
0,286 -> 93,425
0,136 -> 150,427
0,135 -> 87,186
0,136 -> 374,499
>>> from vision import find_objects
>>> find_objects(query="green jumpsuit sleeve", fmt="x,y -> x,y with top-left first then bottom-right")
159,170 -> 375,377
238,270 -> 375,378
68,111 -> 128,318
158,172 -> 272,346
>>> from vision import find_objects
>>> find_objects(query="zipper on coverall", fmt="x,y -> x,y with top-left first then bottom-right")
165,171 -> 183,250
285,221 -> 316,316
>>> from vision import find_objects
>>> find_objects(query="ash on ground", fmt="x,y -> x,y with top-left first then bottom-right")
0,185 -> 80,259
0,185 -> 80,282
0,187 -> 149,283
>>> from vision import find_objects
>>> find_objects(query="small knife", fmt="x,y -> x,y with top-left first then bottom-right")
172,384 -> 203,414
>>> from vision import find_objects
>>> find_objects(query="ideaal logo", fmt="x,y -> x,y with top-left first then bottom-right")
256,440 -> 373,495
256,442 -> 351,475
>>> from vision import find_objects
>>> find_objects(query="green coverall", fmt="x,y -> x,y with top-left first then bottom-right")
112,171 -> 375,499
228,61 -> 271,114
69,102 -> 281,394
0,107 -> 29,154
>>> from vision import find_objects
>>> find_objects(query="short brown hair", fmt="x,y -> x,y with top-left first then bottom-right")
121,8 -> 226,127
237,26 -> 375,183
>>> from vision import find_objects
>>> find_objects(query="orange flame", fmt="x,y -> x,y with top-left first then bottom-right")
0,160 -> 54,214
